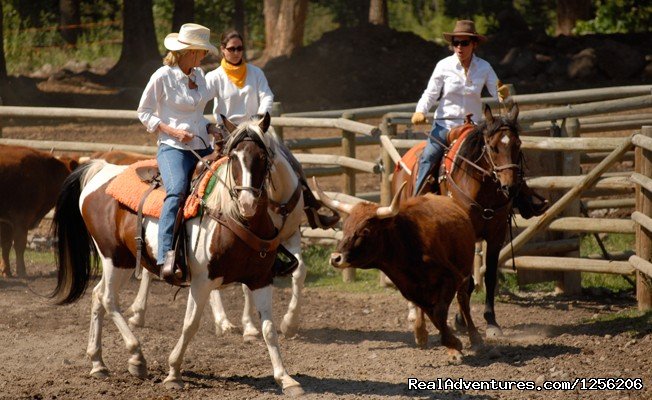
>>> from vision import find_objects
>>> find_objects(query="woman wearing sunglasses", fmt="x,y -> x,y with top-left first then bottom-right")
205,30 -> 340,229
411,19 -> 547,218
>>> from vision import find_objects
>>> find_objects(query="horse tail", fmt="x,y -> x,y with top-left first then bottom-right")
51,160 -> 106,304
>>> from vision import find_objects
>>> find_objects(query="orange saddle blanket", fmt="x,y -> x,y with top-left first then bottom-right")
395,123 -> 475,176
106,158 -> 226,219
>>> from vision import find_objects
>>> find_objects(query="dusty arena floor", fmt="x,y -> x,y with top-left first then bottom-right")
0,261 -> 650,400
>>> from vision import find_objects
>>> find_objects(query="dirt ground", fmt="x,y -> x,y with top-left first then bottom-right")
0,261 -> 650,400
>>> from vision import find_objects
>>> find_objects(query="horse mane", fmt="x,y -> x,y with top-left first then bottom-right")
457,116 -> 520,162
204,120 -> 278,221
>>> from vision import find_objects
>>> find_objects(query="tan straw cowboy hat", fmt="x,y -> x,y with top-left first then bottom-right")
443,20 -> 487,43
164,23 -> 218,54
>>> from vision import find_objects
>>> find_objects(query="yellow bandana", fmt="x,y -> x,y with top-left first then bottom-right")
221,58 -> 247,88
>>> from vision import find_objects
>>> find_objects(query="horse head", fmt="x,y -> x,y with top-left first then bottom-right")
219,113 -> 275,219
480,103 -> 522,198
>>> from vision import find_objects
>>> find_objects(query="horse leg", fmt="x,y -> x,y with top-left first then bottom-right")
128,269 -> 153,328
0,223 -> 12,278
413,306 -> 428,348
484,242 -> 503,337
454,277 -> 475,331
251,285 -> 304,396
208,289 -> 238,336
456,277 -> 483,348
241,284 -> 261,341
280,232 -> 305,338
12,225 -> 27,278
87,277 -> 109,378
100,261 -> 148,379
165,279 -> 213,389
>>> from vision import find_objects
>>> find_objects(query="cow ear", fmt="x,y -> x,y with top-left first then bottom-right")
221,114 -> 237,133
483,104 -> 494,125
258,112 -> 271,133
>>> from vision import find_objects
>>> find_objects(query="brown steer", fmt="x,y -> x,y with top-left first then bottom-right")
0,145 -> 78,277
315,179 -> 482,362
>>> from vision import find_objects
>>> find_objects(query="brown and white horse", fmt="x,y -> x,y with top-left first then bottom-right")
127,126 -> 308,340
51,115 -> 303,396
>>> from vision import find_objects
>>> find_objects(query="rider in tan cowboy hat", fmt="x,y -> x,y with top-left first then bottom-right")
442,19 -> 488,43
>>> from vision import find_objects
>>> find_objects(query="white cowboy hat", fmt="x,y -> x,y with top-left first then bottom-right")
164,23 -> 218,54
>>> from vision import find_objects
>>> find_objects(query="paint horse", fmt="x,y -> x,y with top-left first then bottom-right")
127,123 -> 308,340
392,104 -> 523,337
51,115 -> 304,396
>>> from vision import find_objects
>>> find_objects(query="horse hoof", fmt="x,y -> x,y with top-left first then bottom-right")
128,361 -> 148,379
485,325 -> 503,338
281,319 -> 298,338
163,376 -> 184,390
283,384 -> 305,397
90,368 -> 109,379
447,350 -> 463,365
128,315 -> 144,329
243,334 -> 259,343
215,321 -> 238,336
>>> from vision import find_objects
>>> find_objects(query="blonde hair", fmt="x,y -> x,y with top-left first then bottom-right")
163,50 -> 189,66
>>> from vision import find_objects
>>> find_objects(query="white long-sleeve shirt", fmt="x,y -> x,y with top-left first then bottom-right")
205,63 -> 274,125
416,54 -> 499,130
137,65 -> 213,150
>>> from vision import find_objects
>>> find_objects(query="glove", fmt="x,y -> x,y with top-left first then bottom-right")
497,80 -> 510,102
411,112 -> 426,125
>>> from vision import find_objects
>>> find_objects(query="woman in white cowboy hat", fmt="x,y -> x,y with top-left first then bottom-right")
137,23 -> 221,283
410,19 -> 547,217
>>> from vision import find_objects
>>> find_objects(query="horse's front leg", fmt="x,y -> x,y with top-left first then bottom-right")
128,269 -> 153,329
208,289 -> 238,336
280,232 -> 305,338
484,240 -> 503,337
164,279 -> 213,389
241,284 -> 261,341
251,285 -> 304,396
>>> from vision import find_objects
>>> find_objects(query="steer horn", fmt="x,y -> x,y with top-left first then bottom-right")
375,182 -> 406,219
312,177 -> 355,214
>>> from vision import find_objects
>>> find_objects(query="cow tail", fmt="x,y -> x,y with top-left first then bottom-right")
51,160 -> 105,304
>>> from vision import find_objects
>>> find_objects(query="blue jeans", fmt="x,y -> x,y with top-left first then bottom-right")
156,144 -> 213,264
414,123 -> 449,196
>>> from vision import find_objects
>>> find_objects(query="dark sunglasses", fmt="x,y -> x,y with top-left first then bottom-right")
225,46 -> 244,53
452,39 -> 471,48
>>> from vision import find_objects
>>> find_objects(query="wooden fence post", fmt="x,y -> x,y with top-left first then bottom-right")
556,117 -> 582,295
379,115 -> 396,287
341,112 -> 356,282
271,102 -> 283,141
635,126 -> 652,310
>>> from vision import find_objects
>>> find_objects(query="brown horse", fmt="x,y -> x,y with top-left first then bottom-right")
51,115 -> 304,396
392,104 -> 522,337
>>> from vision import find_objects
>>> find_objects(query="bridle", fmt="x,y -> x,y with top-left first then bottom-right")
224,133 -> 273,203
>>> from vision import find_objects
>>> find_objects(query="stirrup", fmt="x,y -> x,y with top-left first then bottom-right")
160,250 -> 187,286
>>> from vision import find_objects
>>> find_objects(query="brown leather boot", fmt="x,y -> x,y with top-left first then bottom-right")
160,250 -> 183,284
515,183 -> 549,219
302,185 -> 340,229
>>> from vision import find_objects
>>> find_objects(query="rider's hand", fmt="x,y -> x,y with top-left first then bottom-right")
174,129 -> 194,143
497,80 -> 510,102
411,112 -> 426,125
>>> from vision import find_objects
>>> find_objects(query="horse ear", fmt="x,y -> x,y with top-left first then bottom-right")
483,104 -> 494,125
221,115 -> 237,133
507,102 -> 519,123
258,112 -> 271,133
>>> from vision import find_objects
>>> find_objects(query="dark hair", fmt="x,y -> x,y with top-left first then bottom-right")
220,30 -> 244,48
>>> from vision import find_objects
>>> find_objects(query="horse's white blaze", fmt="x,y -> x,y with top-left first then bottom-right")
500,135 -> 509,145
234,149 -> 256,218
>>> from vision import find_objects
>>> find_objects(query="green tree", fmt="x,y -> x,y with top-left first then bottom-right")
575,0 -> 652,34
0,1 -> 6,80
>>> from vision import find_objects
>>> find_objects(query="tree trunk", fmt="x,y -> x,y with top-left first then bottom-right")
108,0 -> 160,85
59,0 -> 81,45
262,0 -> 307,61
556,0 -> 592,36
234,0 -> 245,37
368,0 -> 388,26
0,1 -> 6,80
172,0 -> 194,32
